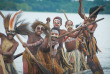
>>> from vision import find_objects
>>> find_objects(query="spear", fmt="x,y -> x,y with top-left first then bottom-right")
88,5 -> 105,19
58,18 -> 104,39
16,34 -> 51,74
62,10 -> 72,42
62,10 -> 69,21
46,17 -> 55,74
0,11 -> 5,19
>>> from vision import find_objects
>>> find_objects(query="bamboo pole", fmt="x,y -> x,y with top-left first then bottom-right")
58,18 -> 104,38
16,34 -> 51,74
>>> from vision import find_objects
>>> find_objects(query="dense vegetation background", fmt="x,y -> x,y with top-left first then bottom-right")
0,0 -> 110,14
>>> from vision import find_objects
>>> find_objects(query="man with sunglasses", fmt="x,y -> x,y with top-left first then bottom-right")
78,0 -> 104,74
22,20 -> 48,74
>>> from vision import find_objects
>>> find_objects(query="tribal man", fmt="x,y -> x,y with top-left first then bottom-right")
78,0 -> 104,73
38,27 -> 64,74
0,11 -> 21,74
63,20 -> 82,73
22,20 -> 49,74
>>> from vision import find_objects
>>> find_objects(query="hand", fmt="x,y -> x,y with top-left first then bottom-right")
46,17 -> 51,22
22,42 -> 28,47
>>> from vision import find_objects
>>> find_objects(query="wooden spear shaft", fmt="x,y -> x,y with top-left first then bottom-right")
16,34 -> 51,74
0,11 -> 5,19
63,10 -> 69,21
58,18 -> 104,39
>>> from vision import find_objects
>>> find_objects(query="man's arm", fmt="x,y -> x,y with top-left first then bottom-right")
78,0 -> 84,19
40,35 -> 50,52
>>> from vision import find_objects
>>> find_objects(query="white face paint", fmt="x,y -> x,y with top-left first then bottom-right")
53,19 -> 61,27
65,21 -> 73,29
51,30 -> 59,38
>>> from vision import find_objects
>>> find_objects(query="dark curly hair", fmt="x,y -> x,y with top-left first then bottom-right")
32,20 -> 46,31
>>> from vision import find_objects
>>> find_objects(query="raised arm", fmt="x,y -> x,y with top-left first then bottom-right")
40,35 -> 50,52
78,0 -> 84,19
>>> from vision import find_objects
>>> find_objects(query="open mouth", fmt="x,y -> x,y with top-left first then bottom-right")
38,31 -> 42,33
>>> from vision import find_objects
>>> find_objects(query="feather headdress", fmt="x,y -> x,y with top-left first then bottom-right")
0,10 -> 32,36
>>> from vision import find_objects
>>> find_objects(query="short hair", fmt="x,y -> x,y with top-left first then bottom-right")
89,6 -> 104,16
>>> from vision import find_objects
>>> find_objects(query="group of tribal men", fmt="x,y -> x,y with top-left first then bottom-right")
0,0 -> 105,74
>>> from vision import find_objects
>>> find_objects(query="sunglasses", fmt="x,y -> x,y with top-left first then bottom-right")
36,27 -> 44,31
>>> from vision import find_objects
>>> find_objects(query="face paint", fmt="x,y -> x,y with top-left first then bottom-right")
65,21 -> 73,30
7,30 -> 15,37
51,30 -> 59,38
53,19 -> 61,27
